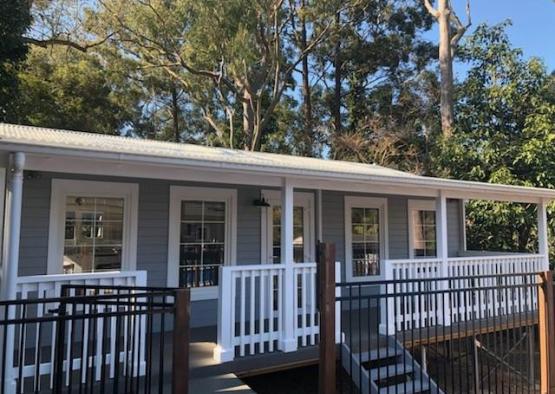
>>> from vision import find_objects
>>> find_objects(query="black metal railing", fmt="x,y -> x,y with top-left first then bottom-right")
0,284 -> 189,394
334,273 -> 542,394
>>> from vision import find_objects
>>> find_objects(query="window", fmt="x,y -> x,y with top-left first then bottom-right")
48,180 -> 138,274
260,190 -> 315,264
271,206 -> 305,263
408,200 -> 437,259
168,186 -> 237,300
179,201 -> 226,288
351,207 -> 380,276
63,197 -> 124,273
345,196 -> 387,281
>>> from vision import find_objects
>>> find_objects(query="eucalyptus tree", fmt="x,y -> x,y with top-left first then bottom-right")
423,0 -> 471,137
95,0 -> 340,150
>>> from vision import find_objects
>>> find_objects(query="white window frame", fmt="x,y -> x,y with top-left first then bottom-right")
260,190 -> 315,264
167,186 -> 237,301
344,196 -> 388,282
47,179 -> 139,275
408,199 -> 437,259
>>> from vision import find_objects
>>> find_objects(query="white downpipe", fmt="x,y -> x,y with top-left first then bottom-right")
279,178 -> 297,352
1,152 -> 24,394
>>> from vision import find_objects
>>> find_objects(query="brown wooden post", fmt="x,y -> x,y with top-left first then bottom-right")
538,271 -> 555,394
173,288 -> 190,394
318,242 -> 336,394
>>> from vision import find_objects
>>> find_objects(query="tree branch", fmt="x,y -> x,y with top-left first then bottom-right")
449,0 -> 471,55
23,32 -> 115,52
422,0 -> 439,18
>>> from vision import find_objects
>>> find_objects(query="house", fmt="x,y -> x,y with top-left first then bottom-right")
0,123 -> 552,391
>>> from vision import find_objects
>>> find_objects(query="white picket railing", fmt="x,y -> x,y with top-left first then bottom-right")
7,271 -> 147,389
383,254 -> 544,334
214,262 -> 341,362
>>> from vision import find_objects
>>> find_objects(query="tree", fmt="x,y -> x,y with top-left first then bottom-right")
313,0 -> 437,172
0,0 -> 31,121
13,46 -> 143,134
423,0 -> 471,137
434,22 -> 555,261
95,0 -> 339,150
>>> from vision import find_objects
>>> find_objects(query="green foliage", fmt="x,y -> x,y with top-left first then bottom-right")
12,47 -> 142,134
433,22 -> 555,262
0,0 -> 31,120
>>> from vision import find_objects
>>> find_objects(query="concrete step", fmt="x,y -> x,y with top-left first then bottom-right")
371,362 -> 414,380
353,347 -> 403,363
379,379 -> 430,394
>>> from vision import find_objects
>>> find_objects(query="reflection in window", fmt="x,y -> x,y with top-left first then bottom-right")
351,207 -> 380,276
63,196 -> 124,274
179,201 -> 226,288
412,210 -> 437,257
272,206 -> 304,264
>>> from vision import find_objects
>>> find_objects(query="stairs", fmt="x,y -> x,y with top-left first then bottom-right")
341,338 -> 442,394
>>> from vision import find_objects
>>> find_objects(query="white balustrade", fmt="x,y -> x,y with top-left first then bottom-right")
383,254 -> 543,334
215,262 -> 341,362
10,271 -> 147,388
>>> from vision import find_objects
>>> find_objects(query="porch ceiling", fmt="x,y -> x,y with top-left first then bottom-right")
1,122 -> 555,203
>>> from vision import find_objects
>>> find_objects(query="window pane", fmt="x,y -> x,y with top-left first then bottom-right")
182,201 -> 202,221
351,208 -> 364,224
272,206 -> 281,226
179,244 -> 202,267
94,221 -> 123,245
293,225 -> 303,245
204,202 -> 225,222
94,246 -> 122,271
204,223 -> 225,243
63,246 -> 93,274
180,223 -> 203,243
364,208 -> 378,224
293,207 -> 303,226
365,224 -> 379,242
294,245 -> 304,262
203,244 -> 225,266
352,225 -> 364,243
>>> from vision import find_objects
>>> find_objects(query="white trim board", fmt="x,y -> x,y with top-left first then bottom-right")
344,196 -> 388,282
167,185 -> 237,301
47,179 -> 139,275
407,199 -> 437,259
20,152 -> 553,204
259,190 -> 315,264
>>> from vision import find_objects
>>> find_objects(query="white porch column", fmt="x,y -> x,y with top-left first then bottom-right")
537,198 -> 550,271
436,190 -> 451,326
279,177 -> 297,352
1,152 -> 24,300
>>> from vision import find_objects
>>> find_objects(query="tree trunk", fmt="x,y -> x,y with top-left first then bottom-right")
332,12 -> 342,136
438,0 -> 454,138
242,90 -> 255,148
300,0 -> 313,156
170,85 -> 180,142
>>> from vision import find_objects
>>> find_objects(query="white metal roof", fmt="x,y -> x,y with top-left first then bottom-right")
1,122 -> 554,201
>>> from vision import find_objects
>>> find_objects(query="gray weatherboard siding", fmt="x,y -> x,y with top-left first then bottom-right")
18,171 -> 463,327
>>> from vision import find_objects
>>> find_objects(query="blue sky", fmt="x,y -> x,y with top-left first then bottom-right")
422,0 -> 555,76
